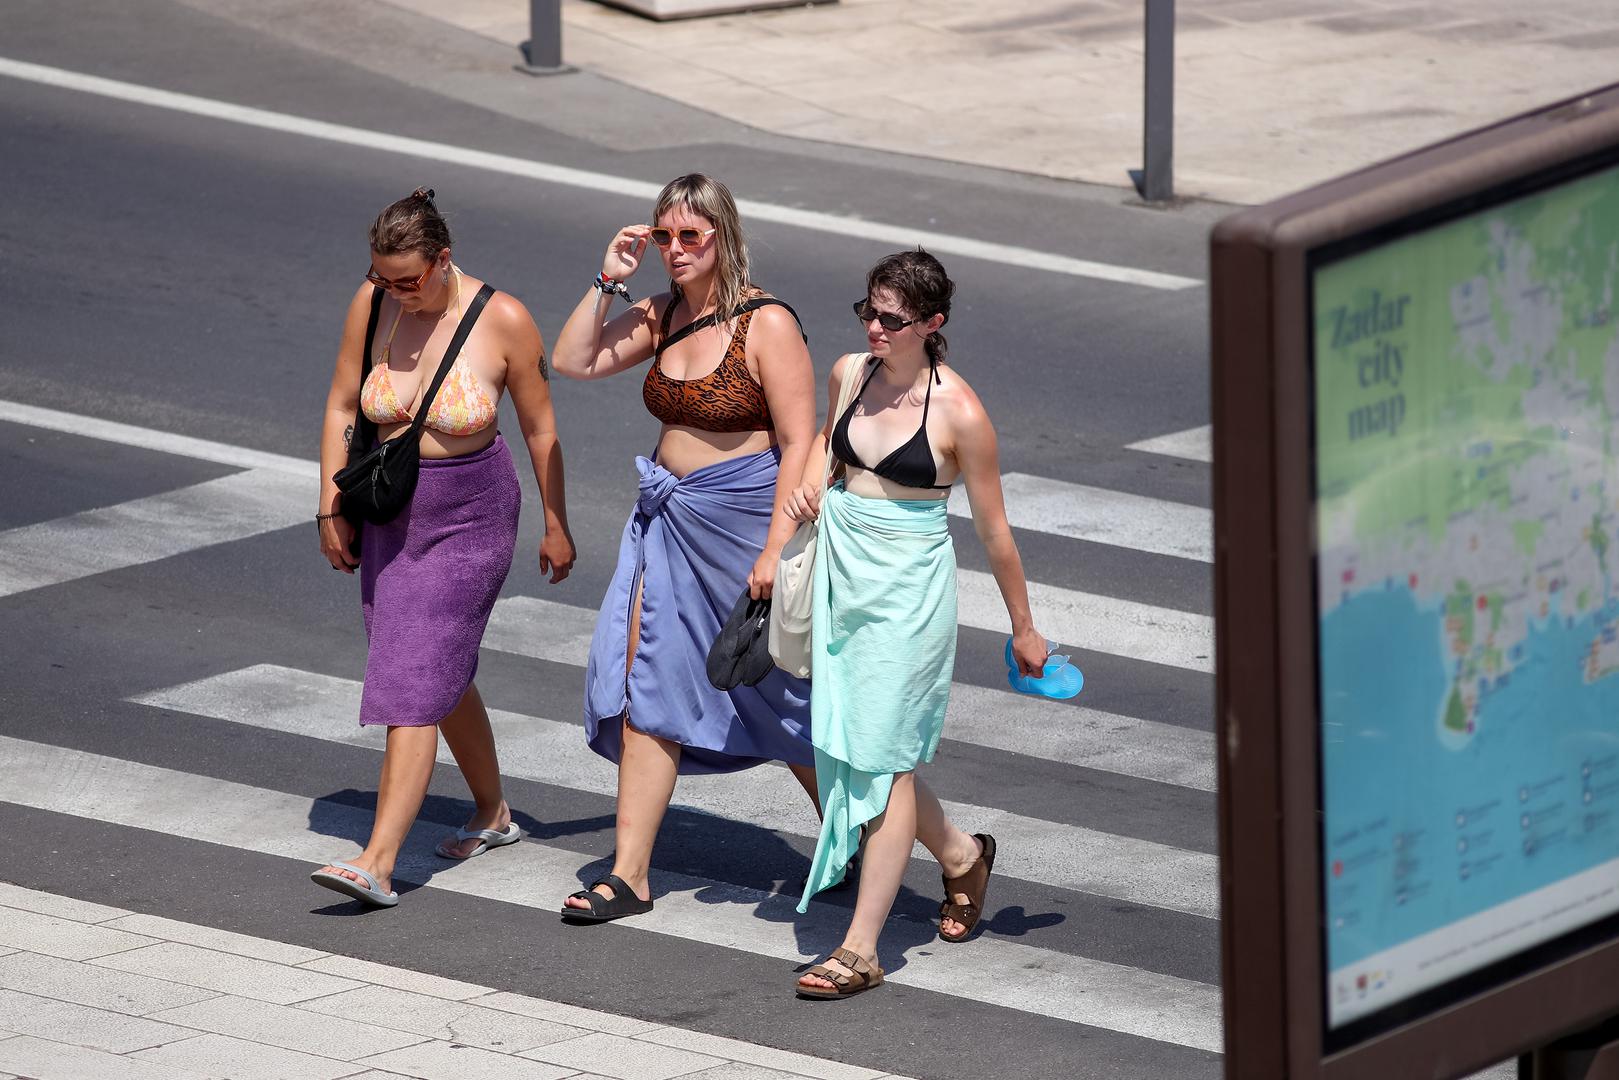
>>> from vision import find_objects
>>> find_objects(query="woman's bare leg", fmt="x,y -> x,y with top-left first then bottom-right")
913,776 -> 984,939
564,575 -> 681,908
317,723 -> 439,893
798,771 -> 918,990
437,682 -> 512,857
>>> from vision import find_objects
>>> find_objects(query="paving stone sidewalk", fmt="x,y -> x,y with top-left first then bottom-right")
0,882 -> 912,1080
380,0 -> 1619,204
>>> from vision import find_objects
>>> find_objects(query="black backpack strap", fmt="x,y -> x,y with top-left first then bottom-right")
353,286 -> 385,452
408,284 -> 496,435
655,295 -> 807,358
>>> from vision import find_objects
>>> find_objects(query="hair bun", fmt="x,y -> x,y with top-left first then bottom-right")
411,187 -> 436,202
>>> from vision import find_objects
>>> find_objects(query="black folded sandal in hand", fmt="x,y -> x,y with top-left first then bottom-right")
560,874 -> 654,923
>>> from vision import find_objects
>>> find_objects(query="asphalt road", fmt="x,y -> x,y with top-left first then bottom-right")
0,3 -> 1227,1078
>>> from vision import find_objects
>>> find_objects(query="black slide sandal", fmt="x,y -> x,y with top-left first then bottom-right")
560,874 -> 654,923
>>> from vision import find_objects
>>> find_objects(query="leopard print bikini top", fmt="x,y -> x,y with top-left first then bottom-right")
642,295 -> 803,434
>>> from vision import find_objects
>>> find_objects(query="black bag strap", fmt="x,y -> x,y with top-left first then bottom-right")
655,296 -> 806,358
353,286 -> 385,453
405,283 -> 496,438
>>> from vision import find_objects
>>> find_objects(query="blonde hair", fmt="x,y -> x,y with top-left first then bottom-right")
653,174 -> 751,323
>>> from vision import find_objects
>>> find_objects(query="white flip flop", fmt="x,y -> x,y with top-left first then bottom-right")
310,861 -> 399,908
435,820 -> 522,860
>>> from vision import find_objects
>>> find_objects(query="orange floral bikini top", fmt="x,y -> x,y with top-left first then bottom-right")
361,277 -> 498,437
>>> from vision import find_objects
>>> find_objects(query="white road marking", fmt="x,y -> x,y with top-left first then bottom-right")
1125,425 -> 1212,464
951,472 -> 1212,563
0,734 -> 1223,1051
130,665 -> 1220,919
0,470 -> 310,600
0,58 -> 1202,292
486,596 -> 1215,791
957,570 -> 1214,674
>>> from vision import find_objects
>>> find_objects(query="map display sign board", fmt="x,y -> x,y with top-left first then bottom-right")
1213,85 -> 1619,1080
1315,164 -> 1619,1032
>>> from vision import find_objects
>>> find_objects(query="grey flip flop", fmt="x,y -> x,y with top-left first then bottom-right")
435,820 -> 521,860
310,861 -> 398,908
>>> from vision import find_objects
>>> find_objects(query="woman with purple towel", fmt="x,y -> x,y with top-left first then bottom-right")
310,188 -> 576,908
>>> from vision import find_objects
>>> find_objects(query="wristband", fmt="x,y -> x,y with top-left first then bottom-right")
315,512 -> 340,522
593,272 -> 632,303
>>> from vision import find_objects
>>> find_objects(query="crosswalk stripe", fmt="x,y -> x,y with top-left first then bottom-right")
0,734 -> 1222,1051
129,665 -> 1220,919
957,570 -> 1214,674
0,470 -> 310,600
0,399 -> 313,478
486,596 -> 1215,792
1124,425 -> 1212,464
949,474 -> 1212,563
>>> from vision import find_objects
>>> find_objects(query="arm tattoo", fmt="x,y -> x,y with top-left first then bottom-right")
343,424 -> 354,450
537,352 -> 550,382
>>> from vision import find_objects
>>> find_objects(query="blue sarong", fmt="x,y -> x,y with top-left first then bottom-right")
798,483 -> 957,909
584,448 -> 814,774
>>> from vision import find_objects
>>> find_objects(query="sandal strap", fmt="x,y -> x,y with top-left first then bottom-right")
940,900 -> 979,922
807,963 -> 851,987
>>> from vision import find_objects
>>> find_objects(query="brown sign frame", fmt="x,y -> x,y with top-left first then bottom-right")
1214,84 -> 1619,1079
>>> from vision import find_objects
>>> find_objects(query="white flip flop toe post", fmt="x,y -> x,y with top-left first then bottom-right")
435,820 -> 522,860
310,861 -> 399,908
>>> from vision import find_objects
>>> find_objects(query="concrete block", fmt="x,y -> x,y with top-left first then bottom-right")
0,988 -> 198,1053
0,952 -> 216,1016
129,1031 -> 361,1080
474,991 -> 659,1037
0,883 -> 131,924
359,1038 -> 577,1080
638,1025 -> 886,1079
522,1030 -> 725,1080
103,914 -> 329,966
94,942 -> 362,1005
0,907 -> 157,960
0,1034 -> 216,1080
298,985 -> 582,1052
149,995 -> 424,1059
296,954 -> 489,1000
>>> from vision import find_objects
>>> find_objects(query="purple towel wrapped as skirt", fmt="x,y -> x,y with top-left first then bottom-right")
359,434 -> 519,728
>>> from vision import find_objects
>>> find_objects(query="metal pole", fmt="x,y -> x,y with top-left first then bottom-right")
1138,0 -> 1175,202
516,0 -> 574,77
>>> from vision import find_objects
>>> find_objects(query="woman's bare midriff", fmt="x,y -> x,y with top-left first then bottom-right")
655,425 -> 777,478
840,466 -> 953,501
373,423 -> 498,460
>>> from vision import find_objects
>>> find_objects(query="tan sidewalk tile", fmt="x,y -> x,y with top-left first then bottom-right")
359,1038 -> 576,1080
638,1025 -> 886,1079
0,907 -> 159,961
296,955 -> 492,1001
129,1031 -> 360,1080
0,1034 -> 217,1080
102,914 -> 329,966
522,1030 -> 726,1080
0,988 -> 198,1054
95,942 -> 362,1005
149,995 -> 426,1059
0,952 -> 216,1016
474,991 -> 660,1036
298,985 -> 584,1053
0,883 -> 131,924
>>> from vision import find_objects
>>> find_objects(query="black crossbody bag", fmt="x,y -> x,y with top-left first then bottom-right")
335,283 -> 495,526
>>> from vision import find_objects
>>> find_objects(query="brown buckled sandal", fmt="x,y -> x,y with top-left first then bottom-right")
795,947 -> 885,999
938,832 -> 997,943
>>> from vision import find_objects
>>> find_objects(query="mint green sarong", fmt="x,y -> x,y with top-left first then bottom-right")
797,483 -> 957,910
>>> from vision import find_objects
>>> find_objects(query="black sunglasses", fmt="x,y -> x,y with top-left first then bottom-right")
853,300 -> 920,333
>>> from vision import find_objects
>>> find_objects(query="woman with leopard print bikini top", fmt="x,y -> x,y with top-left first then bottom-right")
550,173 -> 823,927
642,297 -> 797,432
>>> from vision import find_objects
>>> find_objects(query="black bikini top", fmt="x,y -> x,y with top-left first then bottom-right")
830,356 -> 952,491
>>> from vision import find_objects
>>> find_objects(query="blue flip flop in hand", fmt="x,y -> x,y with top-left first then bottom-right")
1005,637 -> 1084,699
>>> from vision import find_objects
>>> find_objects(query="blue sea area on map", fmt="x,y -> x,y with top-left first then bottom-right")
1321,586 -> 1619,972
